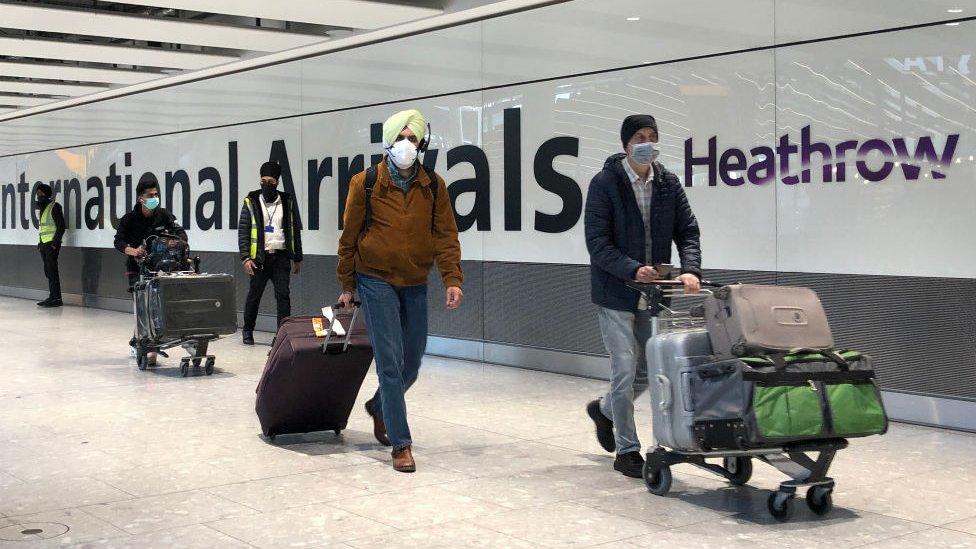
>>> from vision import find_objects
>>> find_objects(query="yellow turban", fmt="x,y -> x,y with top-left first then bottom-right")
383,109 -> 427,147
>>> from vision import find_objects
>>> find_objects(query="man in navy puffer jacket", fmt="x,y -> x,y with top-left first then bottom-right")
584,114 -> 702,478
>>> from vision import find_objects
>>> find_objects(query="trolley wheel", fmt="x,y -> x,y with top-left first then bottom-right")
136,350 -> 148,371
179,359 -> 190,377
643,462 -> 673,496
723,456 -> 753,486
767,491 -> 795,522
204,357 -> 215,375
806,486 -> 833,516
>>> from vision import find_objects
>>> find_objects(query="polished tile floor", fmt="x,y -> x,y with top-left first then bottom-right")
1,296 -> 976,548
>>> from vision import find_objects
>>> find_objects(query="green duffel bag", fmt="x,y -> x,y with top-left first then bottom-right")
691,351 -> 888,450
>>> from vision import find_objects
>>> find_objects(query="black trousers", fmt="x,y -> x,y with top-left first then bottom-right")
243,252 -> 291,331
38,243 -> 61,301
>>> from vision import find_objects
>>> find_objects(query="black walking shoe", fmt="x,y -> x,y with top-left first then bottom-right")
613,451 -> 645,478
587,399 -> 616,453
36,298 -> 51,306
40,299 -> 62,308
242,331 -> 254,345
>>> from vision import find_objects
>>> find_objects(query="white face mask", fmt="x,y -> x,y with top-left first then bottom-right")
387,139 -> 418,169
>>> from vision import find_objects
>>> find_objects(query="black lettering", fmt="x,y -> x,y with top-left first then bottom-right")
124,152 -> 133,212
533,136 -> 582,233
165,170 -> 191,228
504,107 -> 521,230
196,167 -> 222,230
446,145 -> 490,232
18,173 -> 29,229
31,181 -> 42,228
64,178 -> 82,229
267,140 -> 296,195
1,182 -> 14,229
106,163 -> 122,229
307,157 -> 332,230
228,141 -> 239,230
337,155 -> 364,230
84,176 -> 104,230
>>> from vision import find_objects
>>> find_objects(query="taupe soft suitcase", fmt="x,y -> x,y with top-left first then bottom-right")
704,284 -> 833,358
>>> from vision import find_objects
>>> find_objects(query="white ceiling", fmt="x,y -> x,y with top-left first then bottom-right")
0,0 -> 446,113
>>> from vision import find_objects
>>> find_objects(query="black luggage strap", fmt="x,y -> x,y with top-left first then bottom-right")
364,162 -> 439,232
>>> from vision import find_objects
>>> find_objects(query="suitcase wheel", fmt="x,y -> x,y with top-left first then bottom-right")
723,456 -> 753,486
643,462 -> 672,496
767,491 -> 795,522
179,358 -> 190,377
806,486 -> 833,516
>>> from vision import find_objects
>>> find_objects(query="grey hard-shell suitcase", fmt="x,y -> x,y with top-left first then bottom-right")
647,328 -> 715,452
704,284 -> 833,358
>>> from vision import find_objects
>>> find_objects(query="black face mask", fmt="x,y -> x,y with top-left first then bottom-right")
35,196 -> 51,209
261,184 -> 278,203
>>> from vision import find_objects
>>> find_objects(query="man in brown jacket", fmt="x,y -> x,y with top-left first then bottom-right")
337,109 -> 463,473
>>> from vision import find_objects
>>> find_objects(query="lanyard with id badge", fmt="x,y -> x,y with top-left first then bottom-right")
263,197 -> 280,235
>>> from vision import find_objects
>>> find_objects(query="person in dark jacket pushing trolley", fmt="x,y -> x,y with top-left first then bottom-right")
584,114 -> 702,478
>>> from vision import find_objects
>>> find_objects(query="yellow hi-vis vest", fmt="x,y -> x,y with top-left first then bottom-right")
243,196 -> 295,260
39,203 -> 56,244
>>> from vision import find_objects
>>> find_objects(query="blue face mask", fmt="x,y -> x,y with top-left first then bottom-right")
144,197 -> 160,210
629,141 -> 660,166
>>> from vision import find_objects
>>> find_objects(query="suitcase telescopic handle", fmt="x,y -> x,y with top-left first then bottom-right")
321,305 -> 360,353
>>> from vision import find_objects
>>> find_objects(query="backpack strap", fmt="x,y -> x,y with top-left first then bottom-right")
363,165 -> 378,231
363,162 -> 439,232
421,162 -> 438,230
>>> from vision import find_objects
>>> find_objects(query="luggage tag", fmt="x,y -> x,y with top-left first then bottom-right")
311,317 -> 328,338
319,306 -> 346,337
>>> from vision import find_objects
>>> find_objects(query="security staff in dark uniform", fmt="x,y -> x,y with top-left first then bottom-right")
35,183 -> 65,308
238,161 -> 303,345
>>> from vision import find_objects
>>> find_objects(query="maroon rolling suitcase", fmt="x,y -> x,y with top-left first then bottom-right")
255,308 -> 373,439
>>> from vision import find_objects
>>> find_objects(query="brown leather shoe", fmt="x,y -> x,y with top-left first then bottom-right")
365,399 -> 391,447
392,446 -> 416,473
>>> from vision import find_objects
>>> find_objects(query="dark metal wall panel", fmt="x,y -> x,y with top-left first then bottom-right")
482,262 -> 603,354
2,243 -> 975,401
427,260 -> 485,341
778,272 -> 976,401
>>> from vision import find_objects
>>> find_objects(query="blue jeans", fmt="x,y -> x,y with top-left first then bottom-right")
356,273 -> 428,451
597,307 -> 653,455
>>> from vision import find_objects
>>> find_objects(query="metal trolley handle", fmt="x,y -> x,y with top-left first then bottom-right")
625,279 -> 720,316
322,302 -> 361,353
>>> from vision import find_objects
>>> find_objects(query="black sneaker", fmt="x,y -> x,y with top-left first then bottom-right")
586,399 -> 616,453
613,451 -> 645,478
242,331 -> 254,345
